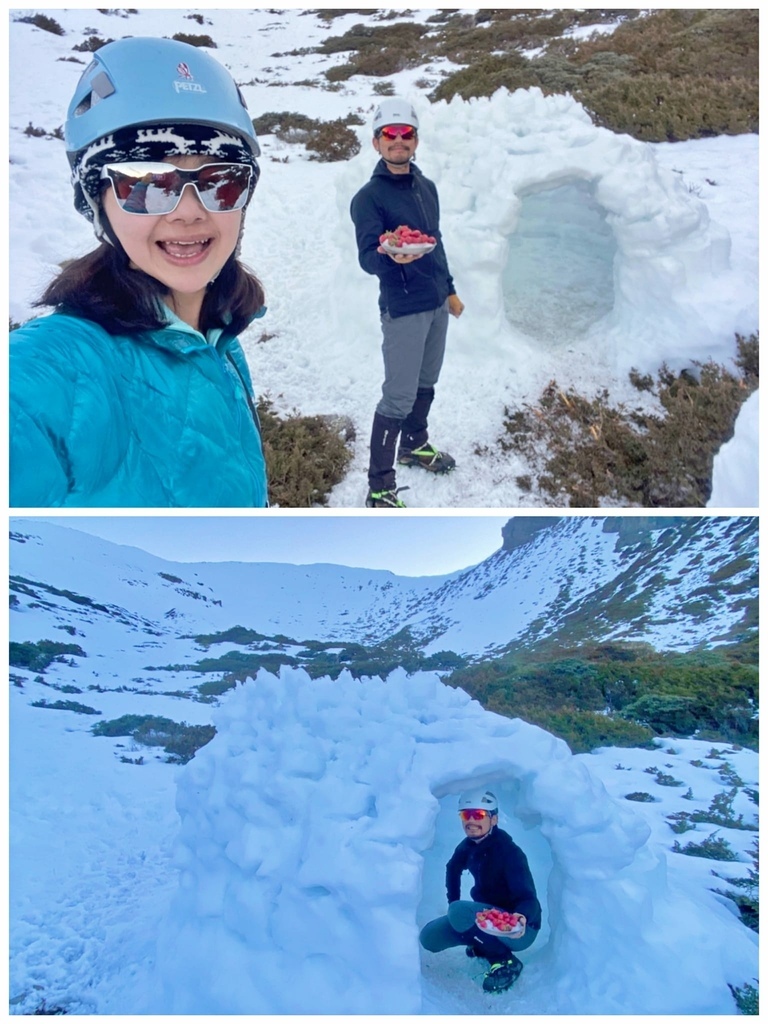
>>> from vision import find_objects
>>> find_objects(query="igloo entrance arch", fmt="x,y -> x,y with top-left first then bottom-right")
503,178 -> 617,342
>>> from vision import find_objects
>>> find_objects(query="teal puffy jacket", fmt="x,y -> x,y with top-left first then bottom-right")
10,310 -> 268,507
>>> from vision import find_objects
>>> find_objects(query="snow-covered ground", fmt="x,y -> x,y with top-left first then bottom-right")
8,8 -> 759,507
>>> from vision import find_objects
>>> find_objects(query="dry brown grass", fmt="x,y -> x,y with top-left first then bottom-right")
490,334 -> 758,508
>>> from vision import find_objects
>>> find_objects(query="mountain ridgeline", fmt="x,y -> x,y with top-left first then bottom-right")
9,517 -> 758,754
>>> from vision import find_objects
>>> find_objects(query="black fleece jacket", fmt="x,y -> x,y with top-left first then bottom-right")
349,159 -> 455,318
446,826 -> 542,930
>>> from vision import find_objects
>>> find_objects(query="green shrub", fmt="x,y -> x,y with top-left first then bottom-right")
24,123 -> 62,140
690,787 -> 758,831
171,32 -> 216,48
325,63 -> 356,83
714,839 -> 759,933
10,639 -> 86,673
667,812 -> 696,833
729,982 -> 758,1015
258,398 -> 354,507
31,699 -> 100,715
16,14 -> 65,35
93,714 -> 215,763
623,695 -> 701,735
563,9 -> 758,82
196,677 -> 238,698
252,111 -> 317,137
306,118 -> 360,162
251,111 -> 360,162
93,714 -> 160,737
644,767 -> 684,787
162,724 -> 216,764
444,635 -> 757,752
318,20 -> 427,56
425,8 -> 756,143
431,54 -> 539,103
193,626 -> 271,648
626,792 -> 657,803
72,36 -> 112,52
522,707 -> 655,754
672,832 -> 738,861
581,73 -> 758,142
29,999 -> 67,1015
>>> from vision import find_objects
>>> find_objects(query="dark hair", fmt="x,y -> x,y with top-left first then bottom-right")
37,240 -> 265,336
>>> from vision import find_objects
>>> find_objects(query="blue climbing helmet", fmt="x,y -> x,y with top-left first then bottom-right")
65,36 -> 260,160
65,37 -> 261,231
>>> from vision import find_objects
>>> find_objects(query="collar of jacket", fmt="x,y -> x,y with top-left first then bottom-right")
467,824 -> 499,847
144,303 -> 266,356
372,158 -> 424,184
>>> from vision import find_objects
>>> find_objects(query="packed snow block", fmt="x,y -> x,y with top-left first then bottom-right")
339,87 -> 742,375
709,390 -> 759,507
157,667 -> 754,1014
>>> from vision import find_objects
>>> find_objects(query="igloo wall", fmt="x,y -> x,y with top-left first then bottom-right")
155,668 -> 752,1014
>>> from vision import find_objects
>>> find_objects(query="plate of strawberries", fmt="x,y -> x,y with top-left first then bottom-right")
476,909 -> 526,937
379,225 -> 437,255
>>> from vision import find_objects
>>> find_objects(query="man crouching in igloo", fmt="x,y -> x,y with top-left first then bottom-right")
419,789 -> 541,993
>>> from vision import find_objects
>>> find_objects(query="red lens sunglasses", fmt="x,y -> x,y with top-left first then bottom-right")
379,124 -> 417,141
459,809 -> 493,822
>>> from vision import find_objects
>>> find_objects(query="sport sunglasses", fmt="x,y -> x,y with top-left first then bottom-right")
101,161 -> 255,215
459,809 -> 495,822
378,124 -> 417,141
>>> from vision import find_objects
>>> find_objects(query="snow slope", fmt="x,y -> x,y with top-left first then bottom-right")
8,8 -> 759,507
11,515 -> 758,660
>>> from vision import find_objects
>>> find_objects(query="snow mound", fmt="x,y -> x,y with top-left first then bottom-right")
157,668 -> 752,1013
337,87 -> 737,377
709,390 -> 759,507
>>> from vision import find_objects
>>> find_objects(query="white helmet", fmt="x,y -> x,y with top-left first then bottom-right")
458,789 -> 498,814
372,97 -> 419,135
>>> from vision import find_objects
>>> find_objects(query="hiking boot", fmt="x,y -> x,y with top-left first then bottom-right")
397,443 -> 456,474
365,487 -> 409,509
482,955 -> 523,994
466,944 -> 489,961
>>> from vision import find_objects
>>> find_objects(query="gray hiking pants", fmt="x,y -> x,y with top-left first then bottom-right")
420,900 -> 538,960
376,300 -> 449,420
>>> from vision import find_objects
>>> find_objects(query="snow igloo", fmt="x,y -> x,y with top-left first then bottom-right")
155,668 -> 751,1014
338,88 -> 737,377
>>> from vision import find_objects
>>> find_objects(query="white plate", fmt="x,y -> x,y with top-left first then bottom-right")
380,241 -> 436,256
477,918 -> 525,938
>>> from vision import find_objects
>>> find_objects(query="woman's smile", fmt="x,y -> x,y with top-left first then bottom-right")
102,154 -> 242,329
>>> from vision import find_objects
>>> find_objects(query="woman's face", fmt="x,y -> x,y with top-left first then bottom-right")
101,153 -> 243,328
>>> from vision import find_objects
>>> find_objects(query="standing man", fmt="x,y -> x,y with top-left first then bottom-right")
419,789 -> 541,994
350,98 -> 465,509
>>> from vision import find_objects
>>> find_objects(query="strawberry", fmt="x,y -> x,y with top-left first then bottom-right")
381,225 -> 435,248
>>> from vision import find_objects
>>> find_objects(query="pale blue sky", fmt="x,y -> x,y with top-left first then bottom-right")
25,515 -> 514,577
